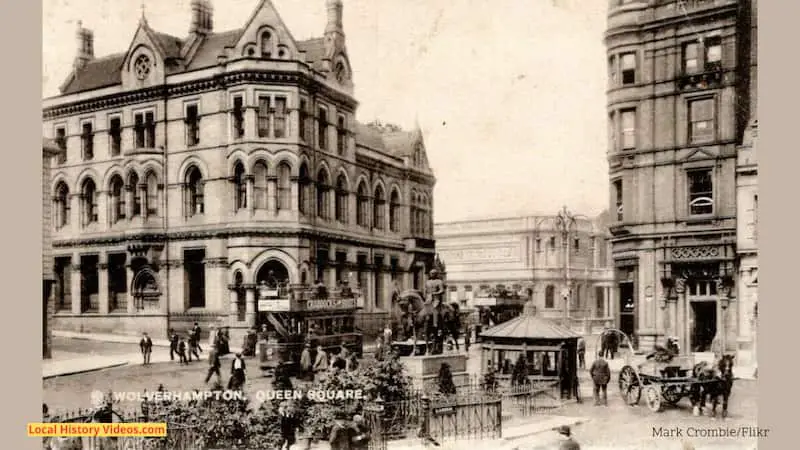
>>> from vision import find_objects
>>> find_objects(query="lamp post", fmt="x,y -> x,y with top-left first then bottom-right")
554,206 -> 587,327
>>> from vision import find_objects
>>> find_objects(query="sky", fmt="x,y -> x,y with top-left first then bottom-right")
42,0 -> 610,223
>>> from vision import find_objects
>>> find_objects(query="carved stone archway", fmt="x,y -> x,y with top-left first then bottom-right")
132,266 -> 160,311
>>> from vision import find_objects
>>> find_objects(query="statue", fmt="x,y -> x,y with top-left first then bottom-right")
424,269 -> 446,328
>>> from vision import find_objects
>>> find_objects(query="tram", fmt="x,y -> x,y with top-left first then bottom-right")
257,280 -> 364,376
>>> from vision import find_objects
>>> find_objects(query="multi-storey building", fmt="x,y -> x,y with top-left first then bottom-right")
605,0 -> 755,353
735,0 -> 757,369
42,0 -> 436,340
434,210 -> 615,330
43,138 -> 62,359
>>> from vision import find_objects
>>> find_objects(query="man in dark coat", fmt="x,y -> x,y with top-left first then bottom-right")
139,333 -> 152,365
191,322 -> 203,353
589,351 -> 611,406
169,329 -> 179,361
177,337 -> 189,365
277,402 -> 298,450
577,337 -> 586,369
228,353 -> 246,390
204,346 -> 222,384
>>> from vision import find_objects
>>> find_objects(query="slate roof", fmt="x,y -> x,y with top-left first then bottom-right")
60,53 -> 127,94
382,131 -> 419,157
60,27 -> 333,94
480,306 -> 581,340
353,122 -> 424,160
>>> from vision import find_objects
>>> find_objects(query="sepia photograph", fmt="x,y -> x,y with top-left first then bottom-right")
40,0 -> 759,448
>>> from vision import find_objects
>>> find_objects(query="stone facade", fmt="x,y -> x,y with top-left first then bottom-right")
42,0 -> 436,339
434,211 -> 614,328
605,0 -> 756,352
43,138 -> 61,359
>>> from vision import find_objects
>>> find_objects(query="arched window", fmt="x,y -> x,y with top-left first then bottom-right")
276,163 -> 291,211
81,178 -> 98,226
128,172 -> 141,217
389,189 -> 400,232
316,168 -> 330,219
421,194 -> 429,236
234,271 -> 246,322
356,181 -> 369,227
409,190 -> 417,235
299,163 -> 310,215
335,174 -> 349,223
253,161 -> 268,210
545,285 -> 555,309
109,175 -> 125,223
54,182 -> 70,229
373,185 -> 386,230
145,172 -> 159,217
260,30 -> 274,58
233,162 -> 247,211
185,166 -> 204,217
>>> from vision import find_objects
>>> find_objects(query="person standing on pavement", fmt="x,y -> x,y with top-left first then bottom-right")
205,345 -> 222,384
188,333 -> 201,362
313,345 -> 328,378
577,337 -> 586,370
178,336 -> 189,365
169,329 -> 179,362
300,343 -> 313,379
555,425 -> 581,450
228,353 -> 246,390
139,333 -> 152,365
589,351 -> 611,406
191,322 -> 203,353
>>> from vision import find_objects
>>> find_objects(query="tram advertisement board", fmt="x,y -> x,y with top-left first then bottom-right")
258,299 -> 290,311
306,297 -> 356,311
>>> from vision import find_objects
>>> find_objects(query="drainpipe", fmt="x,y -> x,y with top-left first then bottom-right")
162,85 -> 170,337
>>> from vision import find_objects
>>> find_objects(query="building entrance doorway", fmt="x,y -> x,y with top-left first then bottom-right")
690,301 -> 717,352
618,282 -> 635,341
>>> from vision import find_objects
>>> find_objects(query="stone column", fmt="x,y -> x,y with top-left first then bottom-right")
674,277 -> 686,348
70,261 -> 82,314
228,288 -> 239,325
246,175 -> 255,214
245,285 -> 256,327
127,264 -> 137,314
70,194 -> 80,233
268,176 -> 278,213
290,176 -> 299,213
98,258 -> 109,315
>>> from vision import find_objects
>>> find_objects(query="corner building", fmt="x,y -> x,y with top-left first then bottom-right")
42,0 -> 436,339
604,0 -> 755,353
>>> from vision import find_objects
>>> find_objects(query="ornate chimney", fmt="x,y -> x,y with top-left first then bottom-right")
189,0 -> 213,36
73,21 -> 94,71
325,0 -> 344,36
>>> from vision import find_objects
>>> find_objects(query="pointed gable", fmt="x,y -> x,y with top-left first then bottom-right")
120,19 -> 173,90
682,147 -> 717,163
231,0 -> 299,60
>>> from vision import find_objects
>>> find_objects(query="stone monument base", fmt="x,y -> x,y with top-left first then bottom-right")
400,353 -> 469,392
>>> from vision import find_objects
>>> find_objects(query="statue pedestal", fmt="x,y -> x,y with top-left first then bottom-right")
400,353 -> 469,391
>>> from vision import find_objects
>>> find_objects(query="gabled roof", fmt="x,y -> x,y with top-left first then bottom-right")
60,53 -> 127,94
353,122 -> 427,161
184,29 -> 241,70
297,38 -> 326,71
60,30 -> 332,95
480,308 -> 581,340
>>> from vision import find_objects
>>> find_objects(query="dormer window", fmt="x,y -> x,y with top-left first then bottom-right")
260,31 -> 273,59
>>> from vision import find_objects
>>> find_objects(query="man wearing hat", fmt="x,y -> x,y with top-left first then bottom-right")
589,350 -> 611,406
300,342 -> 313,380
555,425 -> 581,450
228,352 -> 246,390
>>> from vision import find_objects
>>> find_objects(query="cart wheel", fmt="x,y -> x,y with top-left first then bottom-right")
644,385 -> 663,412
618,365 -> 641,406
661,385 -> 682,405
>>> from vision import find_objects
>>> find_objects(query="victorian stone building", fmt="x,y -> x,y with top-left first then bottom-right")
42,0 -> 436,339
434,210 -> 615,328
43,138 -> 61,359
605,0 -> 756,353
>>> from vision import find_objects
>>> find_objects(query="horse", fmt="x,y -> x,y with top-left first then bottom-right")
690,354 -> 736,418
416,300 -> 461,354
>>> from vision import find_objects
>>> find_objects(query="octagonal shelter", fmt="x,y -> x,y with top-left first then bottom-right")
479,301 -> 581,399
